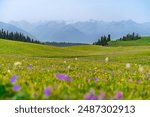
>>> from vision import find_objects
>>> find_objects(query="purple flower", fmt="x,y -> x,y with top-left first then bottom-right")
84,93 -> 93,100
10,75 -> 17,84
44,87 -> 51,97
99,91 -> 106,99
88,77 -> 99,82
137,80 -> 141,84
116,91 -> 123,99
27,65 -> 32,69
94,77 -> 99,81
84,89 -> 98,100
84,93 -> 98,100
13,85 -> 21,91
56,74 -> 72,82
90,96 -> 98,100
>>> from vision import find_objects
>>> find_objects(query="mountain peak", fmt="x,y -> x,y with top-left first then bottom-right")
6,20 -> 150,43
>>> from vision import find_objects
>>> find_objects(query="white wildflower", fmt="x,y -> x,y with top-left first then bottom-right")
90,88 -> 95,95
128,78 -> 133,82
75,57 -> 78,60
68,65 -> 71,70
126,63 -> 131,68
14,62 -> 22,66
138,66 -> 144,72
64,61 -> 67,64
8,70 -> 11,73
105,57 -> 109,62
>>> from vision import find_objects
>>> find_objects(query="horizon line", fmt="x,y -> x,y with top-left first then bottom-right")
1,19 -> 150,24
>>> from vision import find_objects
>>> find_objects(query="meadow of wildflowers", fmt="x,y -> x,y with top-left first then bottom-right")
0,39 -> 150,100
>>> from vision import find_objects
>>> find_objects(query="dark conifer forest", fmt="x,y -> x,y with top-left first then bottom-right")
0,29 -> 41,44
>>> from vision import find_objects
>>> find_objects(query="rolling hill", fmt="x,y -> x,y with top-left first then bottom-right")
0,37 -> 150,58
109,37 -> 150,46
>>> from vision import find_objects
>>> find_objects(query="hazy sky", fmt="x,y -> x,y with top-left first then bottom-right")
0,0 -> 150,23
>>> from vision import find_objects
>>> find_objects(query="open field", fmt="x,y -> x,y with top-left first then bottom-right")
0,38 -> 150,100
109,37 -> 150,46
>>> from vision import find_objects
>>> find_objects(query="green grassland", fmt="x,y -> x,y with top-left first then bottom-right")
109,37 -> 150,46
0,37 -> 150,100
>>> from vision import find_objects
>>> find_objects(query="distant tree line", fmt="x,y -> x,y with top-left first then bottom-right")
45,42 -> 89,47
93,34 -> 111,46
118,32 -> 141,41
0,29 -> 41,44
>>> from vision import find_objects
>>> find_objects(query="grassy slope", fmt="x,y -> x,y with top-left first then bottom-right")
0,39 -> 92,57
108,37 -> 150,46
0,38 -> 150,59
